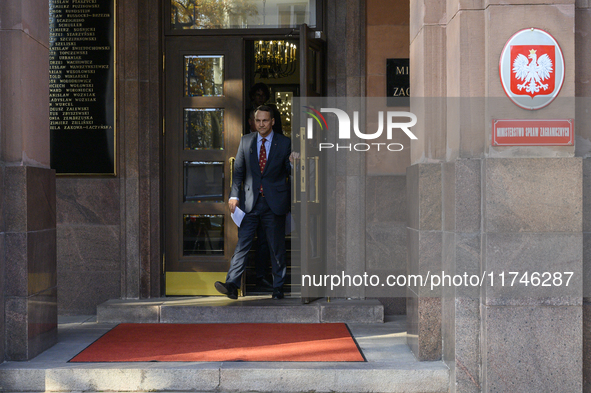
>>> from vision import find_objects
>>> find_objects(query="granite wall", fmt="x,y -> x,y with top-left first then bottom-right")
57,179 -> 121,314
583,157 -> 591,393
0,168 -> 4,361
577,2 -> 591,391
406,0 -> 447,361
364,0 -> 410,314
366,175 -> 408,314
442,159 -> 481,393
323,0 -> 367,300
481,158 -> 582,392
56,0 -> 161,315
408,0 -> 585,391
406,163 -> 442,361
0,0 -> 57,360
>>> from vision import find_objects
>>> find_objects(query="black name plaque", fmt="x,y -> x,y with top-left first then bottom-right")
386,58 -> 409,107
49,0 -> 115,175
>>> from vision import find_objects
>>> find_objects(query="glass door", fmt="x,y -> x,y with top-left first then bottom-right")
295,24 -> 325,302
164,36 -> 243,295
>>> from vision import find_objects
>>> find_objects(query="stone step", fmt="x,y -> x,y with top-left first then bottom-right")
0,363 -> 449,392
97,297 -> 385,324
0,315 -> 449,393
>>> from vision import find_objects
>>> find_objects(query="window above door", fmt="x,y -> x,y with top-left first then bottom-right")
168,0 -> 319,31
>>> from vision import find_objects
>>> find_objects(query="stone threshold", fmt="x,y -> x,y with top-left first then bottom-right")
0,315 -> 449,393
97,296 -> 385,324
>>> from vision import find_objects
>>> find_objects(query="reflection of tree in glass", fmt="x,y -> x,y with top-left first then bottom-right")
186,57 -> 223,97
172,0 -> 258,29
186,110 -> 224,150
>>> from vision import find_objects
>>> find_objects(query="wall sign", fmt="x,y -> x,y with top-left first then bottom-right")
492,119 -> 573,146
499,28 -> 565,110
386,59 -> 409,106
49,0 -> 116,175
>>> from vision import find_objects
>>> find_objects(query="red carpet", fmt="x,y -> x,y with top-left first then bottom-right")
69,323 -> 365,362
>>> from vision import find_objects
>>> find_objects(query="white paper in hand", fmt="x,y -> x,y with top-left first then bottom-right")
231,206 -> 245,227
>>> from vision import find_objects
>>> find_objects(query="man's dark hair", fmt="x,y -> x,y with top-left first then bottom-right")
249,83 -> 270,101
255,105 -> 274,116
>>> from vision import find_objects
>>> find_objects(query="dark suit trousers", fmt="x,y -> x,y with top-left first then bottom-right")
255,224 -> 270,279
226,196 -> 287,289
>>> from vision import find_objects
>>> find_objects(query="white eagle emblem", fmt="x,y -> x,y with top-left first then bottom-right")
512,49 -> 553,95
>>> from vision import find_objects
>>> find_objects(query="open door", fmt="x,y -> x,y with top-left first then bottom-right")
164,36 -> 243,295
295,24 -> 325,303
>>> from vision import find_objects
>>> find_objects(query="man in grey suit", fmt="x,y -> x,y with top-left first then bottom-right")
215,105 -> 297,300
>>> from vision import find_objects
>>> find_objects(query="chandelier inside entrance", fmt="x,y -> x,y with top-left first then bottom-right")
254,40 -> 297,79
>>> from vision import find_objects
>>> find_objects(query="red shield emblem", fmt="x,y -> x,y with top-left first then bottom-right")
510,45 -> 555,98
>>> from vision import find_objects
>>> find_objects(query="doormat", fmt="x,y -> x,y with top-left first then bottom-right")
69,323 -> 366,362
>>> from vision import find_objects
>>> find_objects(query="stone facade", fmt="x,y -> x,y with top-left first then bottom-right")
365,0 -> 410,314
0,0 -> 57,360
0,3 -> 588,392
407,0 -> 588,391
406,163 -> 443,361
578,2 -> 591,391
442,159 -> 481,392
56,0 -> 161,315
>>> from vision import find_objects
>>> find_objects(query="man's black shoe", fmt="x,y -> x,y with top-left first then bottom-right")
214,281 -> 238,299
272,287 -> 284,300
256,277 -> 273,291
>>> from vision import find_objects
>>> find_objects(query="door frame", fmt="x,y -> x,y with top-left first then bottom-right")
161,17 -> 327,296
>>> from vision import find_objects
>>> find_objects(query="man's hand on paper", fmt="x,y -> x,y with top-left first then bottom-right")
229,198 -> 239,213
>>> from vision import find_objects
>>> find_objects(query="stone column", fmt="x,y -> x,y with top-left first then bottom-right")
117,0 -> 162,299
576,1 -> 591,391
442,159 -> 482,393
441,2 -> 485,392
479,3 -> 581,392
0,0 -> 57,360
438,1 -> 582,392
325,0 -> 367,299
364,0 -> 411,315
576,2 -> 591,153
409,0 -> 447,164
406,0 -> 447,361
406,163 -> 442,360
0,167 -> 3,362
409,0 -> 584,390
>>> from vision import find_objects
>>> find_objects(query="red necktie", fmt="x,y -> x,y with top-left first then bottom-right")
259,138 -> 267,194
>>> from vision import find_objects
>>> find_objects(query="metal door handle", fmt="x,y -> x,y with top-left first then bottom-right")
300,127 -> 306,193
229,157 -> 235,188
293,159 -> 300,203
313,156 -> 319,203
